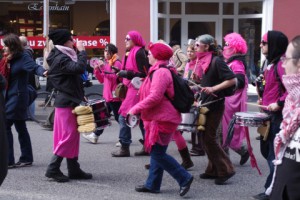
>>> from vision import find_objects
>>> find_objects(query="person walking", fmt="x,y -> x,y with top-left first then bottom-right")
129,42 -> 193,196
45,29 -> 92,182
83,43 -> 122,143
222,32 -> 250,165
266,35 -> 300,200
111,30 -> 149,157
2,34 -> 45,169
252,31 -> 288,200
195,34 -> 236,185
169,40 -> 188,76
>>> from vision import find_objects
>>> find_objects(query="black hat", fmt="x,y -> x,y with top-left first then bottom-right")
169,40 -> 180,47
48,29 -> 72,45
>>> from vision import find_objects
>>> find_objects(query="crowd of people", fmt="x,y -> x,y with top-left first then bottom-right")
0,28 -> 299,200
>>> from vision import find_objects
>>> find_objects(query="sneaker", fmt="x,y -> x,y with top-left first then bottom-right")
252,192 -> 270,200
115,142 -> 121,147
15,161 -> 32,167
8,164 -> 16,169
82,132 -> 99,144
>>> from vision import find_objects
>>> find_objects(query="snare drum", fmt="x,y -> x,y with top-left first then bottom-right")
177,107 -> 199,132
234,112 -> 270,127
87,99 -> 111,130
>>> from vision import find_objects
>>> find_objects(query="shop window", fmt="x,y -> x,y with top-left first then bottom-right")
170,2 -> 181,14
223,3 -> 234,15
158,2 -> 167,14
239,18 -> 262,79
158,18 -> 166,40
170,18 -> 181,43
188,22 -> 216,40
185,3 -> 219,15
94,20 -> 110,36
239,2 -> 262,14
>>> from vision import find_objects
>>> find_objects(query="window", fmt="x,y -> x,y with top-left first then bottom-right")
185,3 -> 219,15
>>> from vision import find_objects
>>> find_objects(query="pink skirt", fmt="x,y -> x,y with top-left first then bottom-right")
53,107 -> 80,158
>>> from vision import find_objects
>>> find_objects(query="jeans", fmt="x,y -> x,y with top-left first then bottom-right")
94,101 -> 122,137
145,143 -> 192,192
6,119 -> 33,165
260,111 -> 282,189
118,115 -> 145,147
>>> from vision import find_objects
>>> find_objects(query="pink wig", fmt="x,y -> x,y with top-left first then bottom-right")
224,32 -> 248,54
128,30 -> 146,47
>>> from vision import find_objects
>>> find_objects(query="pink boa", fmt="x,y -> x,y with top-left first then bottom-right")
196,51 -> 212,73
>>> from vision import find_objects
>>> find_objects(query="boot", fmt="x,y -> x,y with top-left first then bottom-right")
67,157 -> 92,179
179,147 -> 194,170
45,155 -> 69,182
134,146 -> 149,156
234,145 -> 249,166
111,146 -> 130,157
190,132 -> 205,156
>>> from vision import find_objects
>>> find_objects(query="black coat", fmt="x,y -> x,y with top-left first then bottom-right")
0,74 -> 7,186
46,48 -> 87,108
5,52 -> 45,120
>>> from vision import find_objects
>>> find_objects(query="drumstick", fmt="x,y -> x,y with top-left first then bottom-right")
246,102 -> 268,109
187,79 -> 218,97
198,98 -> 224,107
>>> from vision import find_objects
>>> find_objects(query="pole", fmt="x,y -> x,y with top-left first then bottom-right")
43,0 -> 49,37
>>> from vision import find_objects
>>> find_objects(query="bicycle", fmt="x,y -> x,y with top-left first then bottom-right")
29,89 -> 102,130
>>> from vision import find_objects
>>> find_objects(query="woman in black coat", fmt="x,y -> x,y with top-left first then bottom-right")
2,34 -> 45,168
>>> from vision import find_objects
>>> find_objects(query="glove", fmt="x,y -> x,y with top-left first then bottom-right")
118,70 -> 127,78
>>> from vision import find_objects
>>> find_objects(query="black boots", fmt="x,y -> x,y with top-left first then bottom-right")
45,155 -> 69,182
111,146 -> 130,157
67,157 -> 92,179
235,145 -> 250,166
179,147 -> 194,170
190,132 -> 205,156
134,146 -> 149,156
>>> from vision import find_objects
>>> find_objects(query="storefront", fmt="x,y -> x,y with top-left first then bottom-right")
0,0 -> 110,57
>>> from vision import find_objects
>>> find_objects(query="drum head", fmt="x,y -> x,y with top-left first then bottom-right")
235,112 -> 269,119
126,114 -> 140,128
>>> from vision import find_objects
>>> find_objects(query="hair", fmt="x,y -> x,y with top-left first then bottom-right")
19,35 -> 28,47
291,35 -> 300,65
105,43 -> 118,55
186,44 -> 195,51
3,33 -> 23,57
195,34 -> 219,55
224,32 -> 248,54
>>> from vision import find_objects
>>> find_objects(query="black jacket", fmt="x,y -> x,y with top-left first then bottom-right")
47,47 -> 87,108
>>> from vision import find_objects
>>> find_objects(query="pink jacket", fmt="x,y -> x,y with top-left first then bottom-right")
94,60 -> 122,102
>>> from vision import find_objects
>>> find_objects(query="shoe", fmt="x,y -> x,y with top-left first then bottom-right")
15,161 -> 32,167
134,147 -> 149,156
144,164 -> 150,170
240,151 -> 250,166
252,192 -> 270,200
190,148 -> 205,156
115,142 -> 121,147
67,158 -> 92,180
8,164 -> 16,169
82,132 -> 98,144
199,173 -> 217,179
214,172 -> 235,185
111,146 -> 130,157
135,185 -> 159,193
179,176 -> 193,196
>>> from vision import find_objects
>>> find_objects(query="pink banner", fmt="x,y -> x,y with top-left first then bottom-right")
0,36 -> 110,49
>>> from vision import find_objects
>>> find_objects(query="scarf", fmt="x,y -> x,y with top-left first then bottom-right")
196,51 -> 213,74
266,72 -> 300,195
55,45 -> 78,62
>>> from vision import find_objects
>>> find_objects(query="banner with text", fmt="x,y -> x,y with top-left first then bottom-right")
0,36 -> 110,49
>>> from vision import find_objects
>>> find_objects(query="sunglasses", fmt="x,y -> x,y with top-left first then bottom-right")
261,40 -> 268,46
125,37 -> 131,42
195,43 -> 205,47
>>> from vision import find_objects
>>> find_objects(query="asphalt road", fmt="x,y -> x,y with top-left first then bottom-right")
0,81 -> 268,200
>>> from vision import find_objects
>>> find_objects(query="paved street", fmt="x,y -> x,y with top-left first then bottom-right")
0,81 -> 269,200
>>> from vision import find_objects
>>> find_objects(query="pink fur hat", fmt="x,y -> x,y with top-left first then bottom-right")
224,32 -> 248,54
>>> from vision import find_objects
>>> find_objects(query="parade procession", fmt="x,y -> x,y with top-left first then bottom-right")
0,1 -> 300,200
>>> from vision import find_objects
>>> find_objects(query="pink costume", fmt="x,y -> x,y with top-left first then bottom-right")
94,60 -> 122,102
53,107 -> 80,158
222,60 -> 248,150
130,60 -> 181,152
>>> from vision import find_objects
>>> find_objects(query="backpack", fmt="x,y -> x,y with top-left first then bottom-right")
211,56 -> 236,97
151,65 -> 194,113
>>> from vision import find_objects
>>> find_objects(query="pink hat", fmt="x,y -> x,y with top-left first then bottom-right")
262,32 -> 268,42
128,30 -> 146,47
224,32 -> 248,54
148,42 -> 173,61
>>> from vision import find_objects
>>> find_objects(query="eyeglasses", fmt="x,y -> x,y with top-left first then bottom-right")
195,43 -> 205,47
260,40 -> 268,46
280,56 -> 298,63
125,37 -> 131,42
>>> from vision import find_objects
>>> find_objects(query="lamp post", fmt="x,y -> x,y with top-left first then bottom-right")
43,0 -> 49,37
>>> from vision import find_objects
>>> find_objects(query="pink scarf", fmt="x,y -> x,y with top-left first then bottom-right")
196,51 -> 213,74
55,45 -> 78,62
266,73 -> 300,195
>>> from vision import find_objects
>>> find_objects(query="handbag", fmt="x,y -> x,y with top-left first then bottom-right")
115,83 -> 127,99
